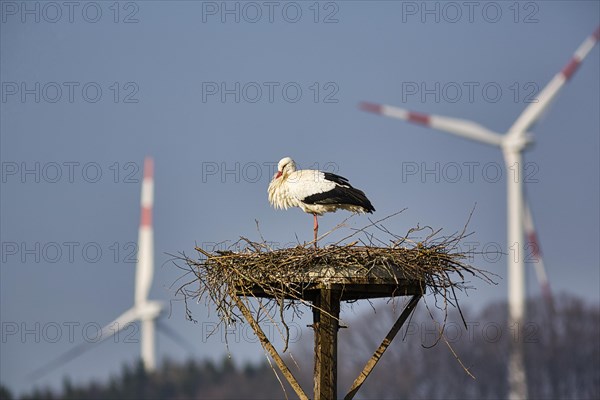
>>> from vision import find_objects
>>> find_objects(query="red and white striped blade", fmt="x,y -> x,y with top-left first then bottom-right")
508,26 -> 600,137
359,102 -> 503,147
135,157 -> 155,306
523,199 -> 553,307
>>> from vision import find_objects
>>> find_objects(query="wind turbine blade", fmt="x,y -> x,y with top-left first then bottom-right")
135,157 -> 155,306
102,307 -> 143,337
29,307 -> 141,380
28,339 -> 93,381
523,199 -> 553,308
156,320 -> 197,354
508,26 -> 600,137
359,102 -> 503,147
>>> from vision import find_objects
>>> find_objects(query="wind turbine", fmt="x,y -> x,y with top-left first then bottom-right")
360,27 -> 599,400
30,157 -> 193,380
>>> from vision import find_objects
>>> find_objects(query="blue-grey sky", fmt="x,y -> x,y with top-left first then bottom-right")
1,1 -> 599,396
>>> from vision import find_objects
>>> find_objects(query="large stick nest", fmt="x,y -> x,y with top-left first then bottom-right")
174,212 -> 496,351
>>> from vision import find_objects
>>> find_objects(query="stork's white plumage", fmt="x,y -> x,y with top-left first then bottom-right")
268,157 -> 375,247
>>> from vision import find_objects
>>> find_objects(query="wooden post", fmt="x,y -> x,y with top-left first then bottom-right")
313,286 -> 342,400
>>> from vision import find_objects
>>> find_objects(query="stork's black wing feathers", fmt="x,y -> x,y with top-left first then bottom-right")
303,172 -> 375,213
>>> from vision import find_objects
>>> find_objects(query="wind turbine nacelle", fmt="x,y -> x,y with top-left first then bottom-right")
136,301 -> 164,320
502,132 -> 534,152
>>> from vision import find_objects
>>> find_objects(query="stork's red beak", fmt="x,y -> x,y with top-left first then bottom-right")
275,171 -> 282,179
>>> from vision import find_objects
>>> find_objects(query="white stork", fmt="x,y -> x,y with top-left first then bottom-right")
268,157 -> 375,247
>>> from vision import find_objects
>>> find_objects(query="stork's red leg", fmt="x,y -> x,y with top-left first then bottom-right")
313,214 -> 319,249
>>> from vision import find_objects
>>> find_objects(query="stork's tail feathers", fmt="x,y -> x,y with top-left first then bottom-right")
349,186 -> 375,213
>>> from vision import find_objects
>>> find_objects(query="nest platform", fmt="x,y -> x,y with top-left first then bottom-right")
235,262 -> 424,301
188,243 -> 470,307
180,236 -> 492,400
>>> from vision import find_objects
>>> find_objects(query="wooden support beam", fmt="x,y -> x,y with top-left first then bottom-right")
313,287 -> 342,400
344,294 -> 422,400
231,293 -> 309,400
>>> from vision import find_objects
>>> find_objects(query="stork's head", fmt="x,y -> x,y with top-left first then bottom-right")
275,157 -> 296,179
